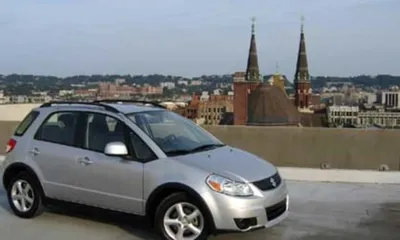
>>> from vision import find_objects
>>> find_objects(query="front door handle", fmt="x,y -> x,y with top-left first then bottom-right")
77,157 -> 93,166
29,148 -> 40,156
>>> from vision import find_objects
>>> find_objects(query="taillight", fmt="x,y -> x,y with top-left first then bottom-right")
6,138 -> 17,154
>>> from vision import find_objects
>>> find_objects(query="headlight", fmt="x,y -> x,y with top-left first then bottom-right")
206,174 -> 253,197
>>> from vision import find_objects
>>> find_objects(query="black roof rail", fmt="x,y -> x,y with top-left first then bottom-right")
39,101 -> 120,113
94,99 -> 167,109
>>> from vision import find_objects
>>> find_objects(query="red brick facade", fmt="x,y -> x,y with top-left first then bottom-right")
180,93 -> 234,125
233,81 -> 260,125
294,82 -> 312,109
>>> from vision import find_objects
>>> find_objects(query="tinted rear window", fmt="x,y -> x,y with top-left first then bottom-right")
14,110 -> 40,136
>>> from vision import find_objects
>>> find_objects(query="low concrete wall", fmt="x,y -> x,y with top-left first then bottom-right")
1,120 -> 399,171
0,121 -> 19,152
203,125 -> 400,171
0,104 -> 41,121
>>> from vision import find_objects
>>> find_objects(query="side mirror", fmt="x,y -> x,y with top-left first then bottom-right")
104,142 -> 128,156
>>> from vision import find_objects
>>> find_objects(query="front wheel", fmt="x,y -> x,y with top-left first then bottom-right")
6,172 -> 45,218
155,192 -> 209,240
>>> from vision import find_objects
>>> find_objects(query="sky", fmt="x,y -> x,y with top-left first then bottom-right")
0,0 -> 399,79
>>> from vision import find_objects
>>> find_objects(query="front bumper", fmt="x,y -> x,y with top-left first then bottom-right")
203,180 -> 289,232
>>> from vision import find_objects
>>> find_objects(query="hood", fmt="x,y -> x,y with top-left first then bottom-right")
173,146 -> 277,182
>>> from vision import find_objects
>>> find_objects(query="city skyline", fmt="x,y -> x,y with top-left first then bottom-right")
0,0 -> 399,78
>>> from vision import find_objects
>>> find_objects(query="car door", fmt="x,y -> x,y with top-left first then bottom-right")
72,112 -> 149,215
28,111 -> 83,202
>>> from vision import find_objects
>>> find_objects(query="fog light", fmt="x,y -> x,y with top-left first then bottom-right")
234,217 -> 258,230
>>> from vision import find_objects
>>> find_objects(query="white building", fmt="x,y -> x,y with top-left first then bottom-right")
190,80 -> 202,86
177,80 -> 188,86
200,91 -> 209,101
159,101 -> 187,110
114,78 -> 126,85
160,82 -> 176,89
322,86 -> 338,93
358,110 -> 400,127
361,92 -> 377,104
377,91 -> 400,109
213,89 -> 223,95
59,90 -> 74,96
10,95 -> 29,104
328,105 -> 400,128
327,105 -> 359,125
0,90 -> 5,104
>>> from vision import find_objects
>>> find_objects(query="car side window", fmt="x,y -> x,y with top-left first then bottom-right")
82,112 -> 157,162
83,113 -> 126,153
14,110 -> 40,136
34,111 -> 79,146
128,130 -> 157,162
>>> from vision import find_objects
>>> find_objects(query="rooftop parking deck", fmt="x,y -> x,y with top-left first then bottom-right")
0,181 -> 399,240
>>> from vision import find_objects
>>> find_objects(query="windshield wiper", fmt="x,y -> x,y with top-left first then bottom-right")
164,144 -> 225,157
164,149 -> 192,156
188,143 -> 225,153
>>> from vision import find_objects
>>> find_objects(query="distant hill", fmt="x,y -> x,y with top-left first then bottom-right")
1,73 -> 399,95
263,74 -> 400,89
311,75 -> 400,89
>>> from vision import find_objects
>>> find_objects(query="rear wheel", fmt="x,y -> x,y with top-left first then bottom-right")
155,192 -> 209,240
6,172 -> 45,218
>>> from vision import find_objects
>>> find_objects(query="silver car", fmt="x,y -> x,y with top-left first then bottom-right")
0,100 -> 289,240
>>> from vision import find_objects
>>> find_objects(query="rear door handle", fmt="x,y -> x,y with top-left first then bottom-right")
29,148 -> 40,156
77,157 -> 93,166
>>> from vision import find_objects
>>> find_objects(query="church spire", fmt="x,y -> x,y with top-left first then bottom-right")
294,16 -> 310,83
245,17 -> 261,82
275,62 -> 280,75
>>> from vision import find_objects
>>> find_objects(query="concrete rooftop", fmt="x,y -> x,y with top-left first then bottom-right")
0,181 -> 399,240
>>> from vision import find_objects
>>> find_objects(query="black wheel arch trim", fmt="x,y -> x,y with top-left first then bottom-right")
146,182 -> 217,233
2,162 -> 45,195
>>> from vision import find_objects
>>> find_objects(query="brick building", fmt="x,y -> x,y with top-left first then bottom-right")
233,18 -> 262,125
293,18 -> 320,113
97,82 -> 163,99
233,18 -> 300,126
181,93 -> 234,125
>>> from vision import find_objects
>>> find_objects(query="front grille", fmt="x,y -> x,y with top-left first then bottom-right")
265,198 -> 287,221
252,172 -> 282,191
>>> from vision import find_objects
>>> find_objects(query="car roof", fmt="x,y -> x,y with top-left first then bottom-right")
104,103 -> 163,114
35,102 -> 165,115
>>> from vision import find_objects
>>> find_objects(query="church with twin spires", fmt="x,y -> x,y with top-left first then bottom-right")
232,17 -> 320,126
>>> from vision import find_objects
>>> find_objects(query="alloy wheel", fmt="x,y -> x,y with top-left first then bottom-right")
10,179 -> 35,213
163,202 -> 205,240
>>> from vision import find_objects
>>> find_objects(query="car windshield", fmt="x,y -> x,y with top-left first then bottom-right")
126,110 -> 225,156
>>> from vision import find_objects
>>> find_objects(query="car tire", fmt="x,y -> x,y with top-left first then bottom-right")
155,192 -> 209,240
6,171 -> 45,218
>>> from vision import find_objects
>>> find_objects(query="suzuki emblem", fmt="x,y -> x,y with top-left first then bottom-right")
270,178 -> 277,187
